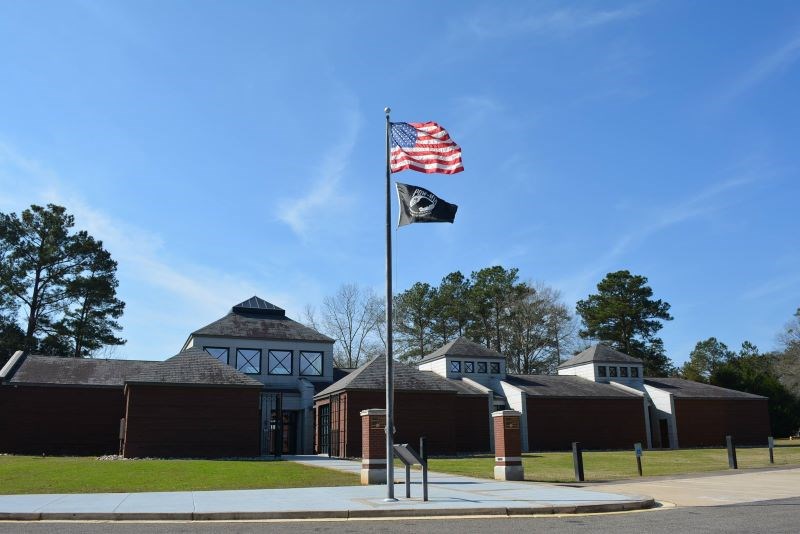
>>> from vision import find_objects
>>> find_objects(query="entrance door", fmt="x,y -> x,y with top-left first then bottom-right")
318,404 -> 331,455
659,419 -> 671,448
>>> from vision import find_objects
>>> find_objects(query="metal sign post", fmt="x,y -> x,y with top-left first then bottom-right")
634,442 -> 643,477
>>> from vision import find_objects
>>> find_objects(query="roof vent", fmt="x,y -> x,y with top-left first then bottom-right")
232,296 -> 286,317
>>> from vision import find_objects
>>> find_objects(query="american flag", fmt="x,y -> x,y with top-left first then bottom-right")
390,121 -> 464,174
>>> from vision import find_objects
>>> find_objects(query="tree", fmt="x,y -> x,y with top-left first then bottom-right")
394,282 -> 435,363
54,244 -> 125,358
681,337 -> 735,382
0,204 -> 126,357
576,270 -> 674,376
467,266 -> 520,352
0,317 -> 25,369
710,342 -> 800,438
505,283 -> 575,374
308,284 -> 383,369
775,308 -> 800,396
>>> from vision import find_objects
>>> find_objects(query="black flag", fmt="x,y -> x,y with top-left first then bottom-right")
396,182 -> 458,227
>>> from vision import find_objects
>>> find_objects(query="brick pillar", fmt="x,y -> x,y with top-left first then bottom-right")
493,410 -> 523,481
360,408 -> 386,485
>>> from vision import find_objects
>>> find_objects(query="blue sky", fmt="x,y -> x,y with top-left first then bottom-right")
1,1 -> 798,364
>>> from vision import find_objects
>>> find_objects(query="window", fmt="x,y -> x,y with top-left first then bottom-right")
597,365 -> 607,377
609,366 -> 618,378
268,350 -> 292,375
450,360 -> 461,373
490,362 -> 500,374
620,366 -> 629,378
236,348 -> 261,374
477,362 -> 487,373
631,367 -> 640,378
464,361 -> 475,373
299,351 -> 323,376
204,347 -> 229,365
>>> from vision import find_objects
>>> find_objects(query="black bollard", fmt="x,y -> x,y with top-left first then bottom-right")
726,435 -> 738,469
768,436 -> 774,464
572,441 -> 585,482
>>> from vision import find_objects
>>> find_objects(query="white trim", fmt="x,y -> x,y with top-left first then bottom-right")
359,409 -> 386,417
0,350 -> 24,381
492,410 -> 521,418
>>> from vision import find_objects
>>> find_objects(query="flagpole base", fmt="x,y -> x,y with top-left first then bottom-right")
383,498 -> 398,502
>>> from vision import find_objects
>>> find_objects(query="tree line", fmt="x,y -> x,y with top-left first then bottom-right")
0,204 -> 125,367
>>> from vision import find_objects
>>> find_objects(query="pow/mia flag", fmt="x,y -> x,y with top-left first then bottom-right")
395,182 -> 458,227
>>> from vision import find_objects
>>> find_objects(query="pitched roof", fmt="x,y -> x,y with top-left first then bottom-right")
506,374 -> 642,398
644,377 -> 766,399
3,354 -> 161,387
315,355 -> 483,397
418,337 -> 505,365
191,296 -> 334,343
128,348 -> 263,387
558,344 -> 643,369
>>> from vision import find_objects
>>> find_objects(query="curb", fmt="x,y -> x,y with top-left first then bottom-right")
0,497 -> 655,521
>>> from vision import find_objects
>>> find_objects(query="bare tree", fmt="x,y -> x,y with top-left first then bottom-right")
315,284 -> 384,369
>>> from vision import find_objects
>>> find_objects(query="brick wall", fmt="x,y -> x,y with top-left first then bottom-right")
334,390 -> 490,458
123,385 -> 261,458
0,385 -> 124,455
526,397 -> 647,451
674,398 -> 770,447
494,414 -> 521,458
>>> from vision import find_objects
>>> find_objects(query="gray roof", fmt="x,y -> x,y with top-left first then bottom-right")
418,337 -> 505,365
3,354 -> 161,387
315,355 -> 485,398
505,374 -> 641,398
128,348 -> 263,388
558,344 -> 643,369
644,377 -> 766,400
191,296 -> 334,343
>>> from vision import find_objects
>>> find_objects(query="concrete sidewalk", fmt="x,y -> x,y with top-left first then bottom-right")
588,466 -> 800,507
0,456 -> 653,521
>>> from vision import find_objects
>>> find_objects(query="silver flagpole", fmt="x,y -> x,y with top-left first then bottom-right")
383,106 -> 396,501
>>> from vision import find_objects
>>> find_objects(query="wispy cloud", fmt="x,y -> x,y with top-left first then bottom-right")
454,3 -> 643,40
277,104 -> 362,239
0,141 -> 309,357
742,273 -> 800,301
719,30 -> 800,105
554,172 -> 760,305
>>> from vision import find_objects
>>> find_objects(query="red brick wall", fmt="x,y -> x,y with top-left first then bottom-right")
674,398 -> 771,447
123,385 -> 260,458
526,397 -> 647,451
0,385 -> 124,455
330,390 -> 490,458
494,414 -> 522,459
361,411 -> 386,459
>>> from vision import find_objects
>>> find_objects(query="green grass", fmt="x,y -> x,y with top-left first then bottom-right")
427,440 -> 800,483
0,456 -> 359,495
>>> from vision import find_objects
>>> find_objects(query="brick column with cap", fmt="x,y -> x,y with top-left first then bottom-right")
360,408 -> 386,485
493,410 -> 524,480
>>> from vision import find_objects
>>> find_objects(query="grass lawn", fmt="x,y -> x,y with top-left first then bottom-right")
0,456 -> 358,495
427,439 -> 800,483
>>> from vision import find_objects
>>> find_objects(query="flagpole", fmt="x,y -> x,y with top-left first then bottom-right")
383,106 -> 396,501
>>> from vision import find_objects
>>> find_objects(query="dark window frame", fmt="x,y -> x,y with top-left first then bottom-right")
609,366 -> 618,378
490,362 -> 500,374
450,360 -> 462,373
464,361 -> 475,373
236,348 -> 262,374
620,366 -> 629,378
477,361 -> 487,373
597,365 -> 607,377
299,351 -> 323,376
631,367 -> 640,378
268,349 -> 293,375
204,346 -> 229,365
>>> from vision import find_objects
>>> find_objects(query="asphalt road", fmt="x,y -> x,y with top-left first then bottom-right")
1,497 -> 797,534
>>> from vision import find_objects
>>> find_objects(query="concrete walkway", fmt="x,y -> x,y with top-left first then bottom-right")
0,456 -> 653,521
588,466 -> 800,507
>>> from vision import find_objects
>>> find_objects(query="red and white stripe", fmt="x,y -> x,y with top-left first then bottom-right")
390,122 -> 464,174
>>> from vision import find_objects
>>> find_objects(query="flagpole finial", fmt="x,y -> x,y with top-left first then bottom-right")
384,106 -> 391,115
